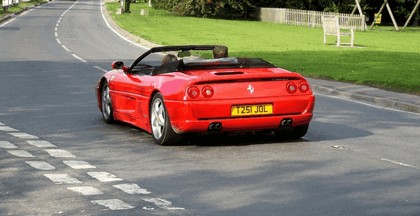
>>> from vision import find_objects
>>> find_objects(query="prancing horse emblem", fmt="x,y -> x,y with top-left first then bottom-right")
247,84 -> 254,94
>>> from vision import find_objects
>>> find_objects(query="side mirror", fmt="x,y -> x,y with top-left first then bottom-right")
111,61 -> 124,69
122,66 -> 130,73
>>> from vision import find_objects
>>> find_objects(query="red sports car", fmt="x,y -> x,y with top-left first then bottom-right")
96,45 -> 315,145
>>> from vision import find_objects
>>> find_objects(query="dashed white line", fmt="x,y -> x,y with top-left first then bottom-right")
26,140 -> 57,148
8,132 -> 39,139
68,186 -> 103,195
94,66 -> 108,73
91,199 -> 135,210
113,183 -> 151,195
63,160 -> 96,169
54,1 -> 88,63
61,45 -> 71,52
7,150 -> 35,158
0,126 -> 19,132
380,158 -> 418,169
0,141 -> 18,149
72,53 -> 87,63
45,149 -> 76,158
25,161 -> 56,170
44,174 -> 82,184
87,172 -> 123,182
1,4 -> 186,213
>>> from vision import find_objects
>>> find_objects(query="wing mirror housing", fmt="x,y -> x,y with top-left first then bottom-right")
111,61 -> 124,69
122,66 -> 130,73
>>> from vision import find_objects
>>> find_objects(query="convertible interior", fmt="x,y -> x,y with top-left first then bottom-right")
131,57 -> 276,76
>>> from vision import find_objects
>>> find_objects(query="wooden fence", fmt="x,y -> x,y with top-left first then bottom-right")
260,8 -> 367,31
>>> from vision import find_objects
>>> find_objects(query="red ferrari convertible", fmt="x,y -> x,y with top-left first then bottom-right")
96,45 -> 315,145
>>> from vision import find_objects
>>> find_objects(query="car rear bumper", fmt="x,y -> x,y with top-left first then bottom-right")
165,95 -> 315,134
170,113 -> 313,133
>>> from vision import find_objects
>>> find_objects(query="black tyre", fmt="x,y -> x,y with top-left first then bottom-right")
101,82 -> 114,123
150,93 -> 181,145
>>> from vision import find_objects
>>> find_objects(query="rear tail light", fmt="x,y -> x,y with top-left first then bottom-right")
187,86 -> 200,99
202,86 -> 214,98
299,82 -> 309,93
286,82 -> 297,94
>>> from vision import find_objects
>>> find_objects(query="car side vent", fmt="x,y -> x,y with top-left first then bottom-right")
214,72 -> 244,75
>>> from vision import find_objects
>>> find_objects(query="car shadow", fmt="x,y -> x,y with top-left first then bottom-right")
177,131 -> 309,147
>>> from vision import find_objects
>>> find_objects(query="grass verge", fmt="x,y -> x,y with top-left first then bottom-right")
107,2 -> 420,94
1,0 -> 46,19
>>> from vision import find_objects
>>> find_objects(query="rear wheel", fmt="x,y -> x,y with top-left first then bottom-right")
101,82 -> 114,123
150,93 -> 181,145
275,124 -> 309,140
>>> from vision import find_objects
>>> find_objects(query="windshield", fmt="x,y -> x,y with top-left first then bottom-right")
130,46 -> 276,75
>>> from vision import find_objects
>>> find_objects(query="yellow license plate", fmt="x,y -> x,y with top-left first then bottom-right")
231,104 -> 273,116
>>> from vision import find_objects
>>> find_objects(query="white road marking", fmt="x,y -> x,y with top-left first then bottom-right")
54,1 -> 88,63
71,54 -> 87,63
91,199 -> 135,210
67,186 -> 103,195
0,141 -> 18,149
44,174 -> 82,184
26,140 -> 57,148
25,161 -> 55,170
45,149 -> 76,158
94,66 -> 108,73
0,5 -> 36,27
0,126 -> 19,132
7,150 -> 35,158
113,183 -> 151,195
100,0 -> 147,49
8,132 -> 39,139
61,45 -> 71,52
63,160 -> 96,169
1,4 -> 186,214
87,172 -> 123,182
380,158 -> 418,169
143,198 -> 185,210
0,17 -> 16,28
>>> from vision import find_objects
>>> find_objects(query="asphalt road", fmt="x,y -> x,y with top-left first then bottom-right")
1,1 -> 420,215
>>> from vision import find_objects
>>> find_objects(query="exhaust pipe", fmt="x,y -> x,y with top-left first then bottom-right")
208,122 -> 222,131
280,118 -> 293,128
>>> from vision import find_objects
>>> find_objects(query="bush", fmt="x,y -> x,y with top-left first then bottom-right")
151,0 -> 257,19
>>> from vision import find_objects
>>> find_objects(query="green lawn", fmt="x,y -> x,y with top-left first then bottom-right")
0,0 -> 46,18
113,3 -> 416,94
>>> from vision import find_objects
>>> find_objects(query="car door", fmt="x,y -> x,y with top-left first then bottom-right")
109,72 -> 143,122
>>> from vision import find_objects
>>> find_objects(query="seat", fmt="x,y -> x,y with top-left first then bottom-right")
322,15 -> 354,47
